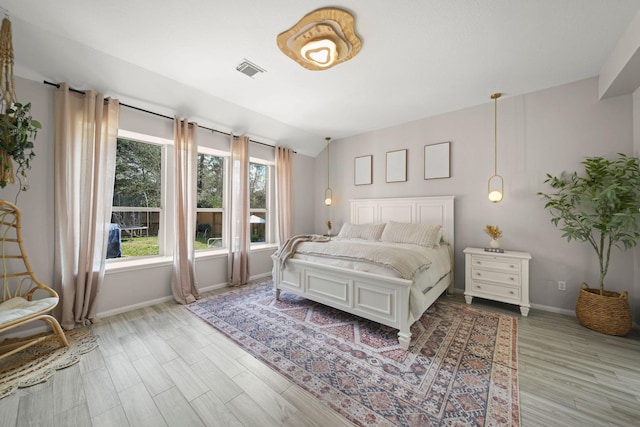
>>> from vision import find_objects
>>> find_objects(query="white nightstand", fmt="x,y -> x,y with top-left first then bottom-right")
463,247 -> 532,316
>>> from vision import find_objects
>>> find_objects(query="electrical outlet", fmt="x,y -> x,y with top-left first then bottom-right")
558,281 -> 566,291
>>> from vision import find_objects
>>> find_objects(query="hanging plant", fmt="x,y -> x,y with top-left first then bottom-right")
0,101 -> 41,189
0,15 -> 41,196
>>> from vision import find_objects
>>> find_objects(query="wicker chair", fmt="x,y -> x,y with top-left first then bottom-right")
0,200 -> 68,360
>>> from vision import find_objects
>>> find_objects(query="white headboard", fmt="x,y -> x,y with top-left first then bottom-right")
350,196 -> 455,246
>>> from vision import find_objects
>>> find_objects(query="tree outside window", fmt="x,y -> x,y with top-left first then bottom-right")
108,138 -> 162,259
249,162 -> 267,242
196,153 -> 224,249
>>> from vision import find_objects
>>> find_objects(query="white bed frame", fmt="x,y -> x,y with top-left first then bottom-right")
271,196 -> 455,349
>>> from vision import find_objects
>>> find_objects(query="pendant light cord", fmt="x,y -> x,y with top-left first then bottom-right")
491,93 -> 501,176
326,137 -> 331,188
494,95 -> 498,176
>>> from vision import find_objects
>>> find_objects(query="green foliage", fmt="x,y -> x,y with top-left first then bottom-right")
197,153 -> 223,208
250,162 -> 266,208
0,102 -> 41,190
113,139 -> 161,207
538,154 -> 640,292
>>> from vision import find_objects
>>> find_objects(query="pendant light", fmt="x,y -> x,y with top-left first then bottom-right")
488,93 -> 504,203
324,137 -> 333,206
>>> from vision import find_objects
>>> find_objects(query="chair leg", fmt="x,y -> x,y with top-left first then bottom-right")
0,315 -> 69,361
41,315 -> 70,348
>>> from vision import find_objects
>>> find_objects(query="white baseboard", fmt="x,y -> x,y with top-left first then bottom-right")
96,272 -> 272,319
529,302 -> 575,317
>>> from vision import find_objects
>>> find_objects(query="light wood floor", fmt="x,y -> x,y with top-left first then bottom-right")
1,286 -> 639,427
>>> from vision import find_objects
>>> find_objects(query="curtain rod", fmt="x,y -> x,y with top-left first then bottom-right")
42,80 -> 293,152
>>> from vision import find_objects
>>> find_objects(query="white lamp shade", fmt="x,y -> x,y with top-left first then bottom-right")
488,190 -> 503,203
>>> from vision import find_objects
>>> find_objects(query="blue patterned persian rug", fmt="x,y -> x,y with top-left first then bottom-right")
187,280 -> 519,426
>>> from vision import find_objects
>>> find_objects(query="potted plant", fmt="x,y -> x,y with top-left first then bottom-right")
0,101 -> 41,194
538,153 -> 640,335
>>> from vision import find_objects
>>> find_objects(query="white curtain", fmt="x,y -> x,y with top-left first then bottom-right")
171,117 -> 200,304
229,135 -> 250,286
275,146 -> 294,245
54,83 -> 119,330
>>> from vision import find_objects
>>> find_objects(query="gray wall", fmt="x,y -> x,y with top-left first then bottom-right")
315,77 -> 638,319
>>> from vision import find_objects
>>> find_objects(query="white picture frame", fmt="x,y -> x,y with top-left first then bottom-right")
386,149 -> 407,183
354,155 -> 372,185
424,141 -> 451,179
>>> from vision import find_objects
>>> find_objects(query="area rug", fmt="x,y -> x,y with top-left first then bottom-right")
187,281 -> 519,426
0,328 -> 98,399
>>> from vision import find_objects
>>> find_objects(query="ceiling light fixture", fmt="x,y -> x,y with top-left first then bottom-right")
277,8 -> 361,71
324,137 -> 332,206
488,93 -> 504,203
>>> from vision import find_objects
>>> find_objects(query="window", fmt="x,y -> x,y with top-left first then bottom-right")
196,152 -> 225,250
107,129 -> 273,261
108,137 -> 163,259
249,162 -> 268,243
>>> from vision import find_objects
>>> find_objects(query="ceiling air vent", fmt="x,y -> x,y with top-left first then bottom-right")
236,59 -> 266,79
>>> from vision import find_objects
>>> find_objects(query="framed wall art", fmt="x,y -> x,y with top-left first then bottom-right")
354,155 -> 372,185
386,149 -> 407,183
424,141 -> 451,180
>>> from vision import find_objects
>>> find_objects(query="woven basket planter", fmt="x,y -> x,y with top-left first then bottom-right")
575,285 -> 632,336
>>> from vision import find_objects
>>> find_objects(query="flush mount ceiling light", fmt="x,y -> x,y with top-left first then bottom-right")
277,7 -> 361,71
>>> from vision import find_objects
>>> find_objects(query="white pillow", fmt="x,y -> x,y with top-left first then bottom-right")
336,223 -> 386,240
380,221 -> 442,247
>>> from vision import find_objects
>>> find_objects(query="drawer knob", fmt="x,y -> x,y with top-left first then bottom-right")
476,261 -> 482,265
510,264 -> 515,268
509,290 -> 514,295
475,285 -> 481,289
509,277 -> 515,281
476,272 -> 482,277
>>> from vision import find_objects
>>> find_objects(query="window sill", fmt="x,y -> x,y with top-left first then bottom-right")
195,248 -> 228,259
105,244 -> 277,273
250,243 -> 278,252
106,256 -> 173,273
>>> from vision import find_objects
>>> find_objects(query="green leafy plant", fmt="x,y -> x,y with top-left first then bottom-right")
0,101 -> 41,191
538,154 -> 640,294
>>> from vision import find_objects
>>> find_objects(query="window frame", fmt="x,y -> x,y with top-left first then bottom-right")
108,130 -> 171,263
249,158 -> 274,246
196,147 -> 228,252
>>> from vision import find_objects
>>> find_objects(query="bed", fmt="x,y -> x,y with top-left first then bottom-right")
271,196 -> 454,349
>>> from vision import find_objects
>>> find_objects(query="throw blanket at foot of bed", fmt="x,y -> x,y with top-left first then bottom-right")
273,234 -> 330,269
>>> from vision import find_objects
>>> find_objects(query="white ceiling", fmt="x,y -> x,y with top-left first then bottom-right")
1,0 -> 640,157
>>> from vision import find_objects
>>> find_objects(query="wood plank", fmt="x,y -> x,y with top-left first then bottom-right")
91,405 -> 130,427
189,358 -> 243,403
231,370 -> 298,425
81,367 -> 121,419
161,357 -> 208,401
153,387 -> 206,427
133,355 -> 175,397
118,382 -> 167,427
190,391 -> 244,427
103,352 -> 142,392
52,364 -> 86,414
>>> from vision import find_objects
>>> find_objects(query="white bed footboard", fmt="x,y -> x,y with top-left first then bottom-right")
272,196 -> 455,349
271,256 -> 451,349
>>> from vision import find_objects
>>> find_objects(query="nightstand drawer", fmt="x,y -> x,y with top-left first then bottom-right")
469,281 -> 521,300
471,268 -> 520,285
471,256 -> 521,272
